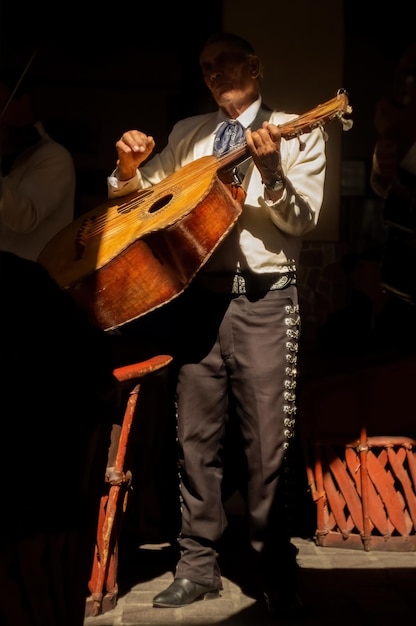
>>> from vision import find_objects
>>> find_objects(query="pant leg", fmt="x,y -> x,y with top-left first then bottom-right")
172,288 -> 231,587
222,287 -> 300,581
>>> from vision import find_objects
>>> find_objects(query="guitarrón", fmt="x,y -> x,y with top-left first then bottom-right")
38,91 -> 352,331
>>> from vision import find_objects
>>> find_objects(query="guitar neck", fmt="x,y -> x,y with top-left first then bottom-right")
217,144 -> 251,173
216,90 -> 352,175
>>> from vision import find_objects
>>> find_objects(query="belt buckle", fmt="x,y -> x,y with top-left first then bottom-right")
270,275 -> 293,290
232,273 -> 246,294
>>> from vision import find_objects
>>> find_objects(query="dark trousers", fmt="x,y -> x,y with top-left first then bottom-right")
171,284 -> 300,588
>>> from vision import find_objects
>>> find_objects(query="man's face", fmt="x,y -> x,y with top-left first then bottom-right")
199,41 -> 260,110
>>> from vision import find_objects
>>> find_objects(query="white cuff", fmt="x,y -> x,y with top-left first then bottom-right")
107,171 -> 141,197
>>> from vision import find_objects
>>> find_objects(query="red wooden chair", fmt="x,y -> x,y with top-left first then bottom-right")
85,354 -> 173,617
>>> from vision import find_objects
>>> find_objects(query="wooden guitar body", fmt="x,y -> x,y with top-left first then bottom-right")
39,156 -> 242,330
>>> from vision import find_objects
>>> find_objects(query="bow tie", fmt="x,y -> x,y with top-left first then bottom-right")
213,120 -> 245,156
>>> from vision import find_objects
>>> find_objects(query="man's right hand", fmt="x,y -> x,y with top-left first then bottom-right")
115,130 -> 155,180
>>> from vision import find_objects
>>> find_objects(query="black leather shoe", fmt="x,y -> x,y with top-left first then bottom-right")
264,589 -> 305,622
153,578 -> 221,608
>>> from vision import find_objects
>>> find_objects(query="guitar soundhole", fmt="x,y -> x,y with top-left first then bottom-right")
149,194 -> 173,214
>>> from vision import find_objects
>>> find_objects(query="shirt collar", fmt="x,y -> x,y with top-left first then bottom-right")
215,96 -> 262,130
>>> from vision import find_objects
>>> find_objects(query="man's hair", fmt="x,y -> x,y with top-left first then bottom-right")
201,32 -> 256,57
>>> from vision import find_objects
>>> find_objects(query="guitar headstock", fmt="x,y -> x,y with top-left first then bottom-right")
278,89 -> 353,139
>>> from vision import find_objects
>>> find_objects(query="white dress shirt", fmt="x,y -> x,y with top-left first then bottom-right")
0,122 -> 76,261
